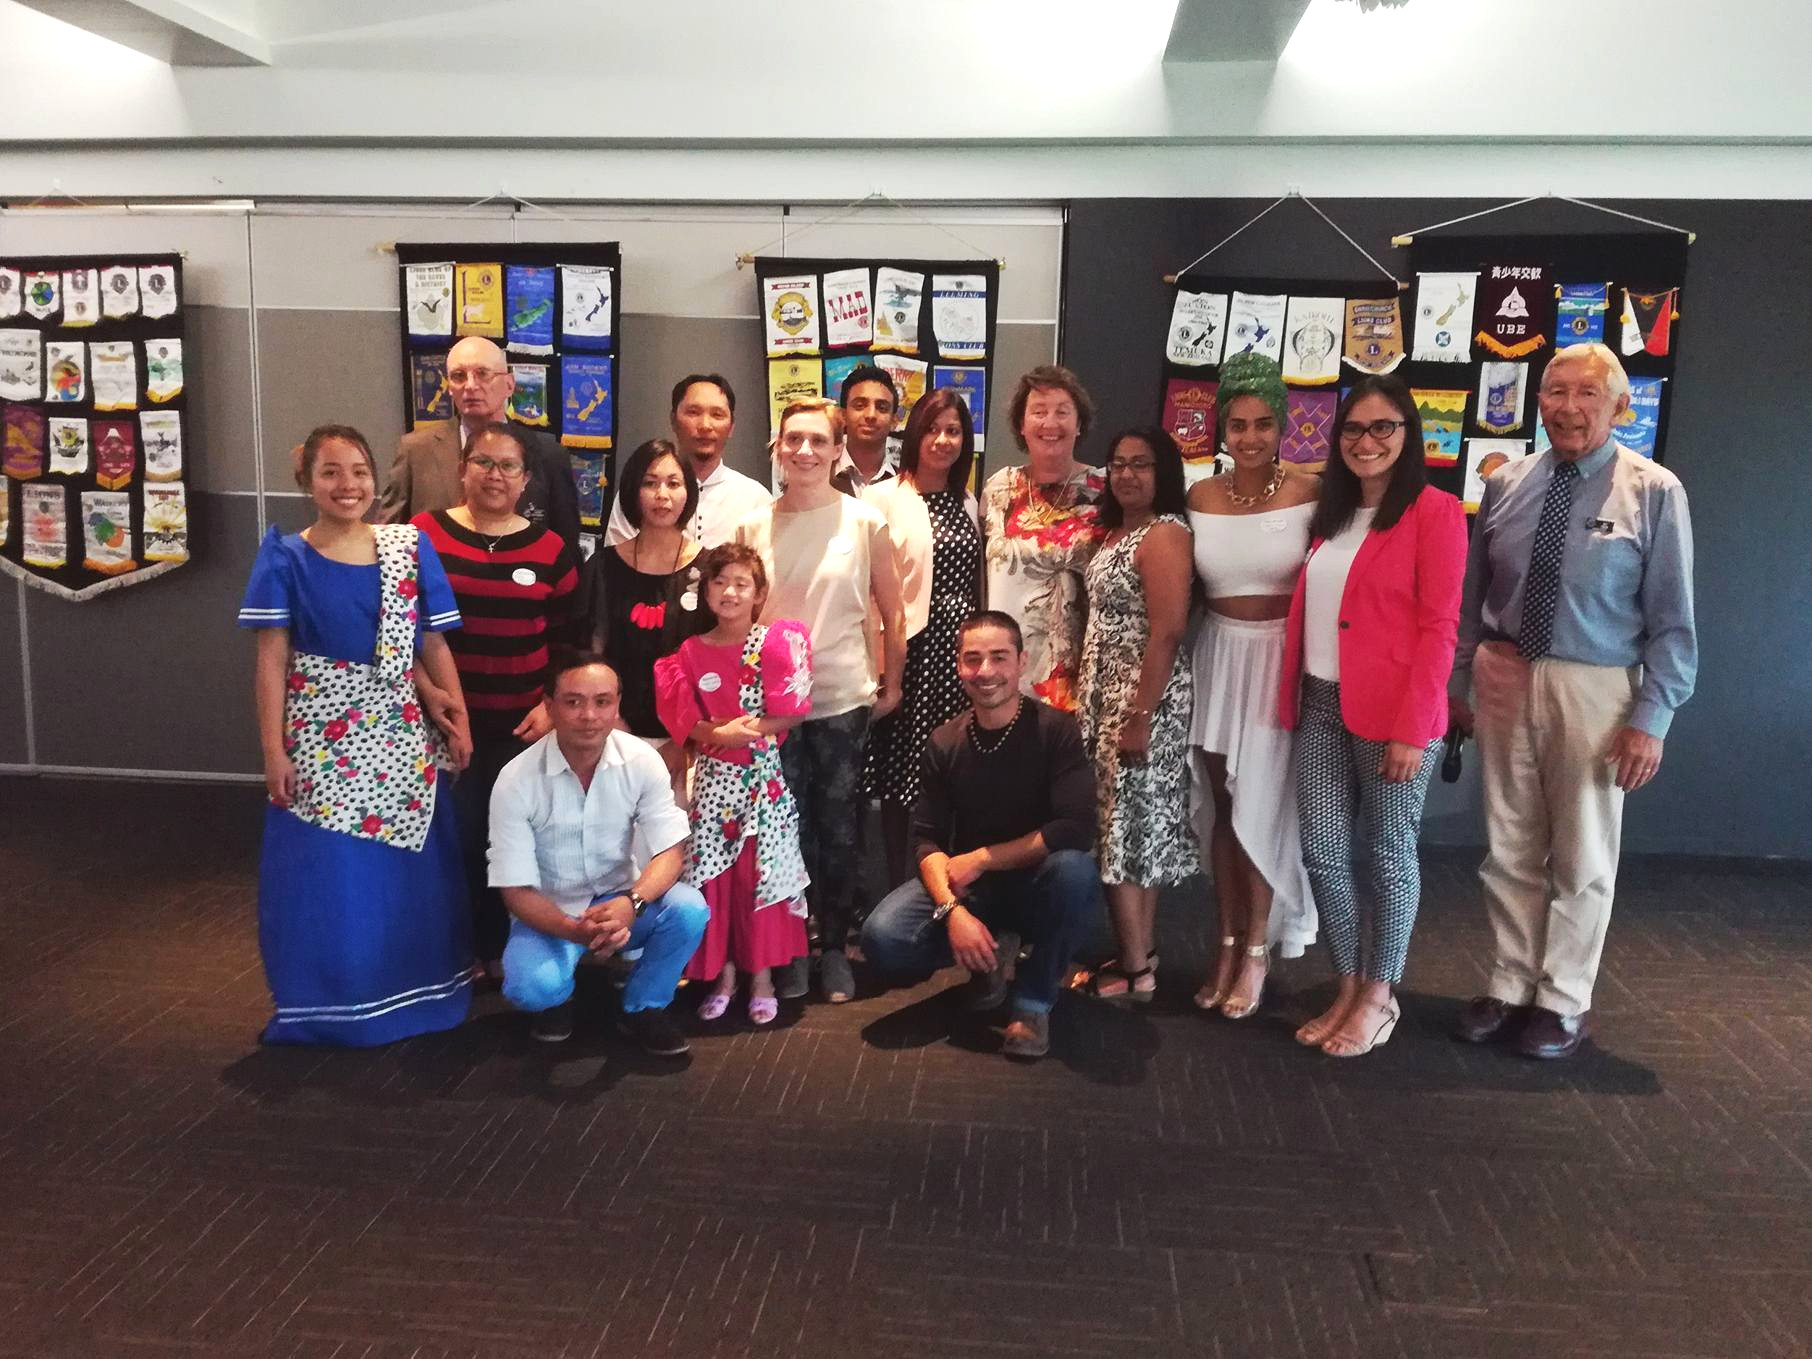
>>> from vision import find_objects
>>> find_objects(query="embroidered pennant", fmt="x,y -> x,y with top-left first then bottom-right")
872,353 -> 928,426
506,362 -> 550,427
764,273 -> 822,357
1162,378 -> 1219,463
572,454 -> 606,526
1281,390 -> 1337,472
1614,376 -> 1666,459
1476,361 -> 1529,435
560,264 -> 613,352
0,268 -> 19,320
767,357 -> 824,436
1463,439 -> 1531,513
90,341 -> 138,411
1475,264 -> 1552,359
411,351 -> 450,424
45,341 -> 86,403
138,265 -> 178,318
404,261 -> 453,338
931,274 -> 987,360
142,483 -> 189,562
1226,291 -> 1286,364
1619,287 -> 1678,357
61,269 -> 101,327
4,403 -> 46,480
873,268 -> 925,354
81,491 -> 137,574
24,271 -> 59,321
1555,283 -> 1609,347
559,353 -> 614,449
823,267 -> 873,349
504,265 -> 556,355
1166,290 -> 1229,368
932,366 -> 988,452
93,419 -> 137,489
101,265 -> 140,319
1413,389 -> 1466,465
1282,296 -> 1343,386
21,483 -> 66,567
141,411 -> 183,481
1343,297 -> 1404,374
145,338 -> 183,403
0,329 -> 40,401
48,417 -> 90,475
1412,272 -> 1477,363
454,263 -> 505,338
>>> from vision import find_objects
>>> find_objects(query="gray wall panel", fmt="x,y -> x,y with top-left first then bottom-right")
188,304 -> 258,496
0,581 -> 27,765
256,309 -> 406,499
984,323 -> 1059,472
25,493 -> 261,775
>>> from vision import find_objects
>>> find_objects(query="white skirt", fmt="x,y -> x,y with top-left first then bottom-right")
1188,613 -> 1318,959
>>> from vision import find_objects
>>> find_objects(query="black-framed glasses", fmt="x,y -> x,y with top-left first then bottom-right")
468,455 -> 526,477
1107,458 -> 1158,474
1338,418 -> 1408,442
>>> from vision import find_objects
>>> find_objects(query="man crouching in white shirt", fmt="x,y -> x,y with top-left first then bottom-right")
488,649 -> 707,1053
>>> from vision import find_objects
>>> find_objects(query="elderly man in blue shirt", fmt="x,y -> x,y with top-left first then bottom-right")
1449,342 -> 1697,1059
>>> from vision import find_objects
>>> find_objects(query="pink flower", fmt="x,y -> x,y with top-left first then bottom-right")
360,814 -> 384,835
323,719 -> 349,743
766,778 -> 784,802
287,672 -> 307,692
722,818 -> 742,841
397,579 -> 418,599
346,707 -> 363,722
335,756 -> 349,767
407,798 -> 422,811
739,663 -> 759,685
333,660 -> 349,670
423,767 -> 437,786
401,702 -> 420,724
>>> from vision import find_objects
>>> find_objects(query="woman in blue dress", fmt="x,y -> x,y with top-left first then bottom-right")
238,424 -> 475,1046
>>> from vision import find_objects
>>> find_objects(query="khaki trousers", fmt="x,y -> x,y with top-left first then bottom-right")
1472,642 -> 1638,1017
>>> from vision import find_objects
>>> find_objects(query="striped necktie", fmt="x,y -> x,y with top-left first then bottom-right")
1516,461 -> 1579,660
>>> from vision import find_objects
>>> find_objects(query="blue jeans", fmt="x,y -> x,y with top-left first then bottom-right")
502,884 -> 708,1015
859,849 -> 1103,1015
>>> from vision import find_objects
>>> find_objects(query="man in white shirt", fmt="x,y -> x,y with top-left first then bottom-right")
489,651 -> 707,1052
605,374 -> 770,548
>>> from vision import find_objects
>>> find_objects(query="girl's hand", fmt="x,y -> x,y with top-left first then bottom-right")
710,714 -> 764,748
265,753 -> 297,807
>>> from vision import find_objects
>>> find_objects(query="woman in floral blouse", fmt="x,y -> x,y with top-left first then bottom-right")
982,365 -> 1105,712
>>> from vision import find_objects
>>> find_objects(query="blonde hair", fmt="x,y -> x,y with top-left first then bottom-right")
777,397 -> 845,444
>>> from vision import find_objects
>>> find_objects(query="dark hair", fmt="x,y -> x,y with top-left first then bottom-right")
616,437 -> 700,530
545,647 -> 618,694
956,609 -> 1024,652
460,421 -> 526,463
295,423 -> 374,488
697,541 -> 769,598
1097,426 -> 1187,530
670,373 -> 736,416
1008,364 -> 1094,452
898,388 -> 975,495
1308,374 -> 1429,542
838,364 -> 897,407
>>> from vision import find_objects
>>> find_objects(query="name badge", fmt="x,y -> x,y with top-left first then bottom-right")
698,671 -> 723,693
1259,514 -> 1288,534
1585,517 -> 1615,534
679,591 -> 698,611
510,567 -> 537,587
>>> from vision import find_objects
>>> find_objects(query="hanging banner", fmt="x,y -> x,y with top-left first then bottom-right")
1477,361 -> 1529,435
1413,389 -> 1467,466
506,362 -> 550,427
1225,291 -> 1286,364
559,264 -> 614,352
141,410 -> 183,481
1411,272 -> 1478,363
1343,297 -> 1405,374
80,491 -> 136,574
823,354 -> 865,402
0,330 -> 41,401
24,272 -> 60,321
1281,390 -> 1337,472
138,265 -> 178,318
404,261 -> 454,338
1620,287 -> 1678,357
764,273 -> 822,357
572,454 -> 606,527
1166,290 -> 1229,368
559,353 -> 614,449
1556,282 -> 1609,347
767,357 -> 824,434
455,262 -> 504,338
90,342 -> 138,411
21,484 -> 66,567
100,266 -> 140,320
411,351 -> 450,424
505,265 -> 557,355
4,403 -> 47,479
931,274 -> 988,360
61,269 -> 101,327
873,267 -> 925,354
932,366 -> 988,452
142,483 -> 189,562
44,342 -> 86,403
48,416 -> 90,475
1463,439 -> 1531,513
93,419 -> 137,489
1475,263 -> 1552,359
1162,378 -> 1219,464
872,353 -> 929,426
145,338 -> 183,403
1282,295 -> 1343,385
0,268 -> 20,320
823,267 -> 873,349
1615,376 -> 1666,459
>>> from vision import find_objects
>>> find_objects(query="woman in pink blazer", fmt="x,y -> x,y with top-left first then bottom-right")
1278,374 -> 1466,1057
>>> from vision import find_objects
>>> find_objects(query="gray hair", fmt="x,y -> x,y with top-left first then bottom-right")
1543,342 -> 1631,402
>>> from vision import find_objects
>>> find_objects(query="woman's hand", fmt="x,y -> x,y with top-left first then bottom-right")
445,721 -> 473,772
264,752 -> 296,807
1117,709 -> 1152,763
1378,740 -> 1424,783
872,683 -> 903,722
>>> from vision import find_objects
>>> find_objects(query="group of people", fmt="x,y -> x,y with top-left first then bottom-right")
238,334 -> 1696,1064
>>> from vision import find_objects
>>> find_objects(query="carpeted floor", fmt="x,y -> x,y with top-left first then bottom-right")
2,774 -> 1809,1359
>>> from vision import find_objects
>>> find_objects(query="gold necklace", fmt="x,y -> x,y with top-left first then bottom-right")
1225,463 -> 1285,509
1018,467 -> 1078,529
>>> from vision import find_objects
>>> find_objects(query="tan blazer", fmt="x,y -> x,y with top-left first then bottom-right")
376,421 -> 582,556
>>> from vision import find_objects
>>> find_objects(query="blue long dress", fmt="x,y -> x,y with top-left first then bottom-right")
238,524 -> 473,1046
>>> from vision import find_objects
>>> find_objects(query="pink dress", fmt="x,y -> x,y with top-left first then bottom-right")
655,621 -> 813,978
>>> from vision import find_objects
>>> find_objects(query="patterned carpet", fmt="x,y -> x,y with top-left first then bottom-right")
3,775 -> 1809,1358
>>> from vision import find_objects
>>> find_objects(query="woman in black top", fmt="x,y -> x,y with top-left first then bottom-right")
571,438 -> 714,779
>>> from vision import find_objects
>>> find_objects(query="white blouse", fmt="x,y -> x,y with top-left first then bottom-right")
1302,507 -> 1376,681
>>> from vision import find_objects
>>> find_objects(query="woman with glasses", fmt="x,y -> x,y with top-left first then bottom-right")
414,423 -> 579,981
1184,351 -> 1320,1021
571,437 -> 717,786
1278,374 -> 1466,1056
735,398 -> 907,1004
1072,427 -> 1198,1001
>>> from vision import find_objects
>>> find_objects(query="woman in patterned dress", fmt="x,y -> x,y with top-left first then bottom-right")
1073,427 -> 1199,1000
237,425 -> 474,1046
861,388 -> 983,887
982,366 -> 1105,713
654,543 -> 812,1025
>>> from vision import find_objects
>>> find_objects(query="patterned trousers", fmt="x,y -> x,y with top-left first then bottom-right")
779,705 -> 871,951
1294,676 -> 1441,985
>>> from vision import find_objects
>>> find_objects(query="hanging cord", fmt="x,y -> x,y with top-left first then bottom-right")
1165,191 -> 1402,287
1392,193 -> 1695,247
735,191 -> 1005,268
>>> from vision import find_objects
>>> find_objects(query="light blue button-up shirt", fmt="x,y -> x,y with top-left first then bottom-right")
1453,438 -> 1697,738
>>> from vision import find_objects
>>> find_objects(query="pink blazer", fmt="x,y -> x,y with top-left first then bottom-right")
1278,485 -> 1467,747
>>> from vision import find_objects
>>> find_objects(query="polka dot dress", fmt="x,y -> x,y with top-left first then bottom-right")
864,490 -> 982,805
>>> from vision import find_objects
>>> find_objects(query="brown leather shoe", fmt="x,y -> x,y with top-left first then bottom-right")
1454,995 -> 1531,1044
1518,1007 -> 1591,1059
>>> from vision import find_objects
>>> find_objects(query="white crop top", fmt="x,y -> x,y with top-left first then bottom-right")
1188,502 -> 1314,597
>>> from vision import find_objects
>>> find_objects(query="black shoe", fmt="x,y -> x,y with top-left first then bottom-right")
775,955 -> 810,1000
1518,1006 -> 1591,1060
620,1006 -> 690,1057
531,1001 -> 575,1044
1453,995 -> 1531,1044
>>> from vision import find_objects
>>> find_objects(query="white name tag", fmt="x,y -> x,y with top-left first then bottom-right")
698,671 -> 723,693
510,567 -> 537,587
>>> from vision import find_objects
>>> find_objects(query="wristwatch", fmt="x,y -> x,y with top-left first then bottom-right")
627,891 -> 648,918
930,899 -> 960,924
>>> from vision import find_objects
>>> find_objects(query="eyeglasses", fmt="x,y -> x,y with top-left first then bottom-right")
467,456 -> 526,478
1107,459 -> 1158,474
447,367 -> 507,387
1338,418 -> 1408,443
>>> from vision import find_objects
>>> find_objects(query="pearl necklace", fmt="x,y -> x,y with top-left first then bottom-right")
1225,463 -> 1285,508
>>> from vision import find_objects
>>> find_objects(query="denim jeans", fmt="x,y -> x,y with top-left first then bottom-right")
501,883 -> 708,1014
779,706 -> 871,951
859,849 -> 1103,1015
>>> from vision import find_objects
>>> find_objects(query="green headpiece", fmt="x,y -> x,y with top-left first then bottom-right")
1216,351 -> 1288,433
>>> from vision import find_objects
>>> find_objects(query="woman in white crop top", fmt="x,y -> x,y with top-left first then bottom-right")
1182,351 -> 1321,1021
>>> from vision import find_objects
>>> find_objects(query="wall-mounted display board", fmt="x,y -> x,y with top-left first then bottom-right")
1402,231 -> 1689,510
751,255 -> 1000,481
394,242 -> 622,527
0,253 -> 191,600
1157,273 -> 1403,483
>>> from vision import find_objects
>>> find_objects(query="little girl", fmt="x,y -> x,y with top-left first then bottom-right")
654,543 -> 813,1024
